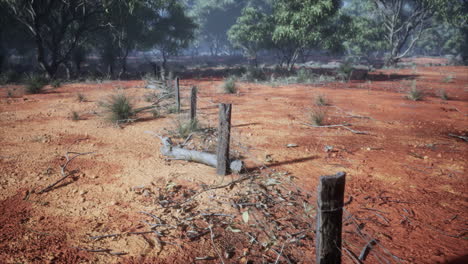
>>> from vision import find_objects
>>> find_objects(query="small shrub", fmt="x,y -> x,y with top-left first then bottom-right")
442,75 -> 454,83
242,67 -> 266,82
222,77 -> 237,94
296,68 -> 310,83
0,70 -> 20,85
51,79 -> 62,88
310,107 -> 327,126
25,75 -> 48,94
167,105 -> 178,114
100,93 -> 135,122
150,109 -> 160,118
438,89 -> 449,100
406,85 -> 424,101
71,111 -> 80,121
77,93 -> 86,102
175,118 -> 199,138
144,91 -> 159,103
337,61 -> 354,82
315,95 -> 329,106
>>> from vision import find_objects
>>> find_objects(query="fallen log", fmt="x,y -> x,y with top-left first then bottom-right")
146,132 -> 243,173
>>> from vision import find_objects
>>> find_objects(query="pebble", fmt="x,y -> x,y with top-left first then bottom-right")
79,190 -> 87,195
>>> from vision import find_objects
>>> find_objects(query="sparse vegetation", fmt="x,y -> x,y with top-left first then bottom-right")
442,75 -> 454,83
222,77 -> 237,94
7,90 -> 13,98
406,82 -> 424,101
337,61 -> 354,82
77,93 -> 86,102
25,75 -> 48,94
174,118 -> 199,138
150,109 -> 160,118
71,111 -> 80,121
0,70 -> 20,85
241,67 -> 267,82
439,89 -> 449,100
315,94 -> 330,106
100,93 -> 135,122
51,79 -> 62,88
310,107 -> 327,126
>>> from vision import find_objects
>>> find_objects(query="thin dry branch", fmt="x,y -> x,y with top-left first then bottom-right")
39,151 -> 94,194
301,123 -> 370,135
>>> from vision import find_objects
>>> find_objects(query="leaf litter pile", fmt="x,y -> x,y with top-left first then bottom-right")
83,170 -> 317,263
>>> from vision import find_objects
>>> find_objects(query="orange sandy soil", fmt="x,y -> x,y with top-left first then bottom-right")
0,61 -> 467,263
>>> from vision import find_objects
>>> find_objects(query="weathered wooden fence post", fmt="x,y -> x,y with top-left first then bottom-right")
316,172 -> 346,264
216,103 -> 232,175
190,86 -> 197,122
175,77 -> 180,113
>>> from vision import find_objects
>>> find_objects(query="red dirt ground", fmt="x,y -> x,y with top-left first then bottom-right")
0,61 -> 467,263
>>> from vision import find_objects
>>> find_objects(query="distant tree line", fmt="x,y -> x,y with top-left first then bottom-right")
0,0 -> 466,79
0,0 -> 196,79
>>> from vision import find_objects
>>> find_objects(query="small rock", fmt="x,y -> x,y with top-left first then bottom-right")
286,143 -> 298,148
142,190 -> 151,197
423,156 -> 429,160
324,145 -> 334,152
366,147 -> 371,151
79,190 -> 88,196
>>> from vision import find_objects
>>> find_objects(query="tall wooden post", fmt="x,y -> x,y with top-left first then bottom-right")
216,103 -> 232,176
190,86 -> 197,122
175,77 -> 180,113
316,172 -> 346,264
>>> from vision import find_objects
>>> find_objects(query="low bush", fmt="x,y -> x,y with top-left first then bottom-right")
222,77 -> 237,94
174,118 -> 199,138
25,75 -> 48,94
315,95 -> 330,106
406,83 -> 424,101
310,107 -> 327,126
100,93 -> 135,122
77,93 -> 86,102
438,89 -> 449,100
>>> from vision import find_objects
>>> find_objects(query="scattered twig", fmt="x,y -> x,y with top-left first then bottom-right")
359,239 -> 377,261
301,123 -> 369,135
208,224 -> 225,264
343,247 -> 363,264
448,134 -> 468,142
39,151 -> 94,194
89,233 -> 121,241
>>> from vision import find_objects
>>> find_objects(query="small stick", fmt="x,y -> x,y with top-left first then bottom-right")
274,242 -> 286,264
448,134 -> 468,142
301,123 -> 369,135
343,247 -> 363,264
39,151 -> 94,194
359,239 -> 377,261
89,233 -> 121,241
208,225 -> 225,264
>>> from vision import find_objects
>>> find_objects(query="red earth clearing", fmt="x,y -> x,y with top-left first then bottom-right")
0,60 -> 467,263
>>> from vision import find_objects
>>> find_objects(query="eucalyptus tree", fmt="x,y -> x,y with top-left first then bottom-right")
227,6 -> 272,67
1,0 -> 106,78
369,0 -> 466,65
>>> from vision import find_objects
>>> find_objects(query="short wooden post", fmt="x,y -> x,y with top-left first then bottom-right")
175,77 -> 180,113
316,172 -> 346,264
216,103 -> 232,176
190,86 -> 197,122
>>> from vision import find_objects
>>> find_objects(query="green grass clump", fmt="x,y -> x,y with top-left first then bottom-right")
442,75 -> 454,83
175,118 -> 199,138
71,111 -> 80,121
51,79 -> 62,88
337,61 -> 354,82
315,95 -> 330,106
77,93 -> 86,102
438,89 -> 449,100
25,75 -> 48,94
222,77 -> 237,94
406,86 -> 424,101
310,107 -> 327,126
101,93 -> 135,122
